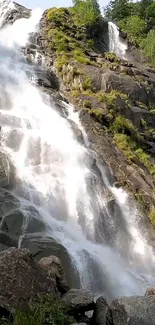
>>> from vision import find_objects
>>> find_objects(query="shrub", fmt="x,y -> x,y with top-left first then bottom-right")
82,76 -> 93,90
135,148 -> 155,176
0,296 -> 73,325
114,133 -> 136,161
47,8 -> 66,24
70,0 -> 101,27
83,99 -> 91,108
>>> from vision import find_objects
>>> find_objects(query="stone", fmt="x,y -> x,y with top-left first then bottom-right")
0,248 -> 57,309
92,297 -> 112,325
144,287 -> 155,296
110,296 -> 155,325
101,71 -> 148,104
21,235 -> 80,289
39,255 -> 69,294
1,2 -> 31,27
0,152 -> 16,189
62,289 -> 95,314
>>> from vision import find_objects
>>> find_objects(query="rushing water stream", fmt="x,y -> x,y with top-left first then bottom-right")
0,0 -> 155,301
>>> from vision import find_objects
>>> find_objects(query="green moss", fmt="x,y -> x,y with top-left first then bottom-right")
149,208 -> 155,226
1,295 -> 74,325
83,100 -> 91,108
71,90 -> 80,97
111,115 -> 140,140
97,90 -> 124,108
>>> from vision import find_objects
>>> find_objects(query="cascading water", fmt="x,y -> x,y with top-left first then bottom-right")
108,21 -> 128,59
0,0 -> 155,301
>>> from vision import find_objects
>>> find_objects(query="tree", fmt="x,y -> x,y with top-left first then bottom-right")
104,0 -> 132,22
118,15 -> 146,45
72,0 -> 101,26
141,29 -> 155,63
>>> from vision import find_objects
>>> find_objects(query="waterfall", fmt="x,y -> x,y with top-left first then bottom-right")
108,21 -> 128,59
0,0 -> 155,301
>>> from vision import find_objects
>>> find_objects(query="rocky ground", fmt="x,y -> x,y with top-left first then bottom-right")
0,247 -> 155,325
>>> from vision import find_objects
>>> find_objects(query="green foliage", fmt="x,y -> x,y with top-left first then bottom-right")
0,296 -> 73,325
104,52 -> 120,63
135,148 -> 155,176
149,208 -> 155,226
47,8 -> 66,23
71,0 -> 101,27
104,0 -> 132,22
114,133 -> 136,161
111,115 -> 140,139
83,100 -> 92,108
55,54 -> 68,71
141,29 -> 155,64
118,15 -> 146,45
87,39 -> 95,48
82,76 -> 93,90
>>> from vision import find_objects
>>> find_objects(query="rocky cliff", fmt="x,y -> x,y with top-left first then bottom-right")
31,7 -> 155,229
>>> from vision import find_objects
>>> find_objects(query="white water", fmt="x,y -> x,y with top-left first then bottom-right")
0,0 -> 155,300
108,21 -> 128,59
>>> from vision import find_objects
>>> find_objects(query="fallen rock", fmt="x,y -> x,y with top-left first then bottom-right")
39,255 -> 69,294
62,289 -> 95,314
92,296 -> 112,325
0,248 -> 57,309
110,296 -> 155,325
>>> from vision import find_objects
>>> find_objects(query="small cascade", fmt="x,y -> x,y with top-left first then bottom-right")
108,21 -> 128,59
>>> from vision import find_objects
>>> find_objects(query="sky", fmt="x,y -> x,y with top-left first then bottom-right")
18,0 -> 106,11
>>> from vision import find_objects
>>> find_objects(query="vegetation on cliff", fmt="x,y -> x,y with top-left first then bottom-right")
104,0 -> 155,64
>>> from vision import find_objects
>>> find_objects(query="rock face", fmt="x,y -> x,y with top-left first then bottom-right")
0,248 -> 57,309
110,296 -> 155,325
62,289 -> 95,314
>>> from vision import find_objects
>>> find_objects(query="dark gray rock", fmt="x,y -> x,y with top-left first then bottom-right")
1,2 -> 31,27
101,71 -> 148,105
0,248 -> 57,309
62,289 -> 95,314
92,296 -> 112,325
110,296 -> 155,325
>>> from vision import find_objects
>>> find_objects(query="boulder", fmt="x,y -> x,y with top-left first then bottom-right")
144,287 -> 155,296
39,255 -> 69,294
101,71 -> 148,104
62,289 -> 95,314
1,206 -> 45,238
110,296 -> 155,325
92,296 -> 112,325
0,248 -> 57,309
21,235 -> 80,289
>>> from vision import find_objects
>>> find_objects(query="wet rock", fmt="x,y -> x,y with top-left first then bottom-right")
21,235 -> 80,289
38,255 -> 69,294
1,206 -> 45,238
0,231 -> 18,251
62,289 -> 95,314
2,2 -> 31,27
145,287 -> 155,296
0,152 -> 16,189
92,297 -> 112,325
110,296 -> 155,325
0,248 -> 57,309
69,119 -> 84,145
